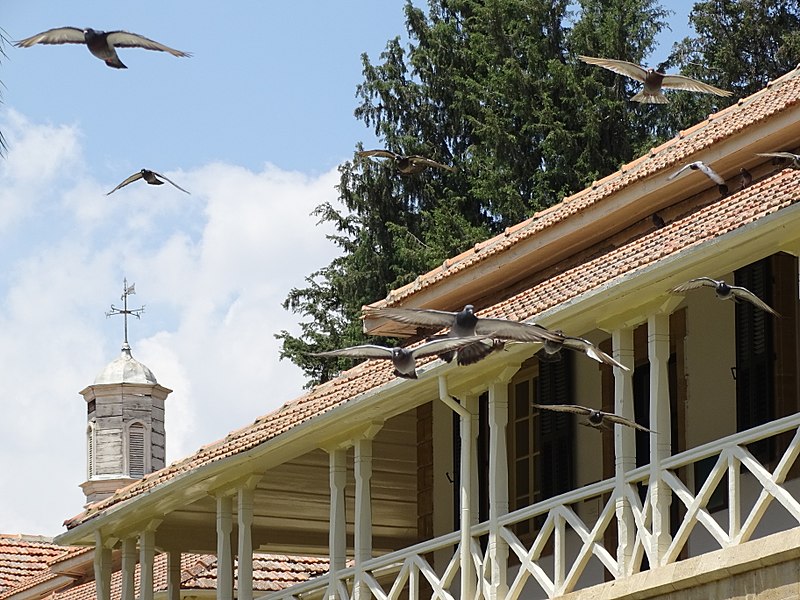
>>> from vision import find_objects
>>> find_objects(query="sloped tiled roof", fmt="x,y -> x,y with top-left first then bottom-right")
0,547 -> 329,600
374,68 -> 800,307
0,536 -> 75,594
183,555 -> 330,593
64,66 -> 800,531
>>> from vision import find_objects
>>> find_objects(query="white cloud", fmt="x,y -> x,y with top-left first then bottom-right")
0,113 -> 343,536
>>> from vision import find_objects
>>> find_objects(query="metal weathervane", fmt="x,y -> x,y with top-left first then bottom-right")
106,278 -> 145,345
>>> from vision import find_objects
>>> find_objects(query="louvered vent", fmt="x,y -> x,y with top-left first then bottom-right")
128,423 -> 146,479
87,425 -> 94,478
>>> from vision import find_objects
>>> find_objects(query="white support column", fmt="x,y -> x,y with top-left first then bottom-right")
438,377 -> 477,599
167,550 -> 181,600
459,396 -> 476,599
353,423 -> 381,600
488,379 -> 510,599
464,394 -> 480,527
612,327 -> 636,576
93,532 -> 112,600
648,313 -> 672,566
238,478 -> 260,600
120,536 -> 137,600
216,494 -> 234,600
328,447 -> 348,600
139,524 -> 158,600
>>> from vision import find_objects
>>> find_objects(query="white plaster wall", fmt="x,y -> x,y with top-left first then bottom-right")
682,271 -> 737,449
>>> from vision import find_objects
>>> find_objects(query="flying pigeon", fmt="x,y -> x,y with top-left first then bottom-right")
107,169 -> 190,195
365,304 -> 563,364
15,27 -> 191,69
756,152 -> 800,169
652,213 -> 666,228
671,277 -> 780,317
532,403 -> 654,433
540,331 -> 629,371
578,56 -> 732,104
739,168 -> 752,190
310,334 -> 495,379
357,149 -> 455,175
428,335 -> 507,366
667,161 -> 728,196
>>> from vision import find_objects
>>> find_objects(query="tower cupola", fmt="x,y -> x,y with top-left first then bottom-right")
79,280 -> 171,505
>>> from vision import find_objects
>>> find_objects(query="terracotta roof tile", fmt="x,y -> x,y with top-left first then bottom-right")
0,549 -> 328,600
63,67 -> 800,531
0,536 -> 75,594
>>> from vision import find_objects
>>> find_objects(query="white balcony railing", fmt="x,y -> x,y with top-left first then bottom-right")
261,412 -> 800,600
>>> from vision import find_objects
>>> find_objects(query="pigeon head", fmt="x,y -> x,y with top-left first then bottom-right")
455,304 -> 477,328
390,347 -> 408,360
587,411 -> 604,427
715,281 -> 732,296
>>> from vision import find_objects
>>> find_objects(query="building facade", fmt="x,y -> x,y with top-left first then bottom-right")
54,67 -> 800,599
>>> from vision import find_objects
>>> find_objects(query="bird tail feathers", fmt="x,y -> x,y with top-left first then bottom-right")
631,90 -> 668,104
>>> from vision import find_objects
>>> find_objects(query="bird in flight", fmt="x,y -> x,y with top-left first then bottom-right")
357,149 -> 455,175
310,335 -> 496,379
667,161 -> 728,196
15,27 -> 191,69
756,151 -> 800,169
533,403 -> 654,433
671,277 -> 780,317
539,331 -> 629,371
107,169 -> 190,195
578,56 -> 732,104
364,304 -> 562,365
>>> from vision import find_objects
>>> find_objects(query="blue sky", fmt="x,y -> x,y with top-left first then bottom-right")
2,1 -> 696,537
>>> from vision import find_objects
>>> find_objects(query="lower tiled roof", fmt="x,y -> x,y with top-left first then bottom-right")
0,536 -> 74,594
1,547 -> 329,600
65,162 -> 800,530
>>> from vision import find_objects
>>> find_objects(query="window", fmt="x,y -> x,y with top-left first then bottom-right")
510,354 -> 574,537
735,253 -> 799,466
128,422 -> 147,479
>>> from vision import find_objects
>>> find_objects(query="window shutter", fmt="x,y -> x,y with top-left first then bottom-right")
128,423 -> 146,478
536,353 -> 574,499
735,259 -> 775,432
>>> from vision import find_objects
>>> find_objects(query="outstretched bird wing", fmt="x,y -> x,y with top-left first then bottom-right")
670,277 -> 720,293
105,31 -> 191,57
756,151 -> 800,162
560,336 -> 629,370
407,156 -> 456,172
357,149 -> 400,160
729,286 -> 781,317
151,171 -> 191,194
660,75 -> 732,97
310,345 -> 394,360
410,334 -> 497,359
666,162 -> 697,180
15,27 -> 86,47
578,56 -> 648,83
532,403 -> 593,416
695,162 -> 726,185
107,171 -> 145,195
364,306 -> 457,329
602,413 -> 654,432
473,318 -> 561,342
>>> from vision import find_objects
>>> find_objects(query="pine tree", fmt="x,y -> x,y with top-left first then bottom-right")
277,0 -> 670,386
661,0 -> 800,134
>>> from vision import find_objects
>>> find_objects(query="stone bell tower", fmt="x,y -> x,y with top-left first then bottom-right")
79,280 -> 172,505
